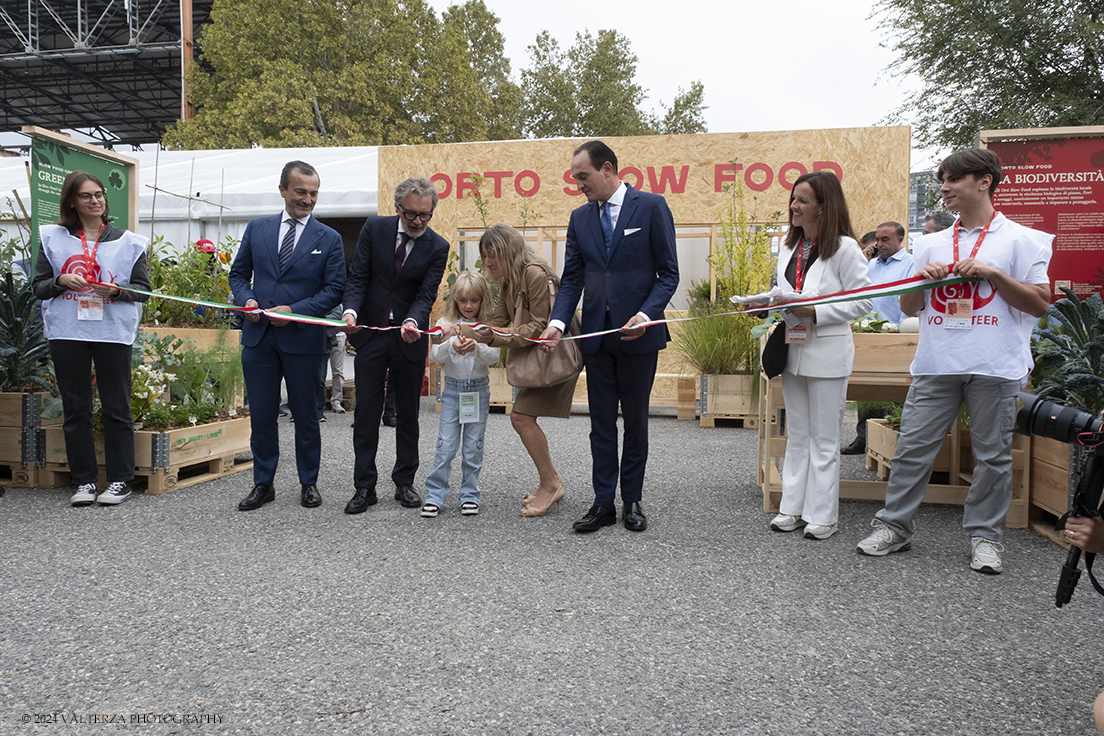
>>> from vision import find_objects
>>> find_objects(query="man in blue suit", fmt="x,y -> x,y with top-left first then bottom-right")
229,161 -> 346,511
341,178 -> 450,514
541,141 -> 680,533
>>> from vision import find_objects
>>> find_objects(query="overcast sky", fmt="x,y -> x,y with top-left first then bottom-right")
429,0 -> 940,170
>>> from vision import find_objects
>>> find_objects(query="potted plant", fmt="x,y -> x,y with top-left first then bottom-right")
0,267 -> 62,487
674,180 -> 777,427
1028,287 -> 1104,530
141,236 -> 240,351
40,329 -> 252,494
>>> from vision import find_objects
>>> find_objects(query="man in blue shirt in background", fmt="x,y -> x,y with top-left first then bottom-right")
841,221 -> 914,455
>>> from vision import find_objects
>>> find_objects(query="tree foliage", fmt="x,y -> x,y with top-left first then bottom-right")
164,1 -> 706,149
876,0 -> 1104,150
164,0 -> 519,149
521,30 -> 706,138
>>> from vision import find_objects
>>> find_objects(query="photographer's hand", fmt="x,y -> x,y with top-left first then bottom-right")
1065,516 -> 1104,554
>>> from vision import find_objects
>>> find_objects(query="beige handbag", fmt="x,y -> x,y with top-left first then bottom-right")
505,278 -> 583,388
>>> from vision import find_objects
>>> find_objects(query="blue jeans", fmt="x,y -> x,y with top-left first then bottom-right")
424,376 -> 490,507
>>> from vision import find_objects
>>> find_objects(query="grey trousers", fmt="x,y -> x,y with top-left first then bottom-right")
875,374 -> 1018,541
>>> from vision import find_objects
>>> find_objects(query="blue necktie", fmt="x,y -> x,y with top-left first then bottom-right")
278,219 -> 296,272
600,201 -> 613,255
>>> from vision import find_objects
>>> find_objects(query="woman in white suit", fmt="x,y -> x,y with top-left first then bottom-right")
769,171 -> 872,540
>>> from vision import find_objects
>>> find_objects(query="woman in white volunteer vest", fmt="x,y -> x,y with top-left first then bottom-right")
32,171 -> 150,507
768,171 -> 872,540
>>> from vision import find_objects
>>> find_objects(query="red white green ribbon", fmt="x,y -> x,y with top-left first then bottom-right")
92,270 -> 980,346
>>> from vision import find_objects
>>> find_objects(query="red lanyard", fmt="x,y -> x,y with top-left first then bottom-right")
78,223 -> 104,269
793,239 -> 817,291
952,211 -> 998,261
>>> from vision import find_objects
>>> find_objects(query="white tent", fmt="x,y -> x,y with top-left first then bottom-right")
0,146 -> 379,252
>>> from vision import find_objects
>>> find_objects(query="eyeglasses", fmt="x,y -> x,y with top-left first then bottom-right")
398,204 -> 433,223
77,191 -> 105,202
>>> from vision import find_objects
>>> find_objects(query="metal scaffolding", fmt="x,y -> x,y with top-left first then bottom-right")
0,1 -> 211,148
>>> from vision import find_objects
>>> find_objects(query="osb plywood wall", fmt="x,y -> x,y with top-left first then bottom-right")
377,127 -> 910,286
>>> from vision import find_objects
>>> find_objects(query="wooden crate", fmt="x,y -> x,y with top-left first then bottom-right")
1030,436 -> 1071,518
865,419 -> 956,480
40,418 -> 252,494
700,374 -> 759,428
0,392 -> 62,429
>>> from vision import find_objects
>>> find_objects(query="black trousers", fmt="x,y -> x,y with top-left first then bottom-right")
50,339 -> 135,484
351,331 -> 424,489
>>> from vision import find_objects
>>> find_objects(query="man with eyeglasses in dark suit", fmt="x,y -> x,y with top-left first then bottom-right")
340,178 -> 450,514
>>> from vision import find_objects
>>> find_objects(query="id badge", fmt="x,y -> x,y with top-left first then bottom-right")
458,391 -> 479,424
77,293 -> 105,321
785,319 -> 811,344
943,298 -> 973,330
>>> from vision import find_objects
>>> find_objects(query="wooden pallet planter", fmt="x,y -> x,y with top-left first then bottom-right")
865,419 -> 960,481
1028,436 -> 1081,544
700,374 -> 758,428
39,417 -> 252,494
0,392 -> 62,488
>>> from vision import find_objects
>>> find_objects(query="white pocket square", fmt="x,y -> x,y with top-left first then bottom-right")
624,228 -> 641,236
310,249 -> 322,254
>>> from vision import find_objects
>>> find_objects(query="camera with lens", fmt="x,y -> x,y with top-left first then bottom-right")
1015,392 -> 1104,607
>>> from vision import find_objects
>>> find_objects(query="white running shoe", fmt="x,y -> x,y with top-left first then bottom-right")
804,523 -> 838,540
97,481 -> 132,505
856,519 -> 911,556
770,514 -> 805,532
970,537 -> 1004,574
70,483 -> 98,506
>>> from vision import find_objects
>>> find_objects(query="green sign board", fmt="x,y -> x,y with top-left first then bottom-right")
29,136 -> 133,269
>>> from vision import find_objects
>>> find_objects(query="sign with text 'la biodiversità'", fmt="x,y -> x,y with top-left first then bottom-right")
986,130 -> 1104,301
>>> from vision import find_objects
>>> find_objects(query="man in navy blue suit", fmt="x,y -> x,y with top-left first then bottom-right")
541,141 -> 680,533
341,178 -> 450,514
229,161 -> 346,511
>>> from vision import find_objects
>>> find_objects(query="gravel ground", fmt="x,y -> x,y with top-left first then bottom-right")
1,402 -> 1100,735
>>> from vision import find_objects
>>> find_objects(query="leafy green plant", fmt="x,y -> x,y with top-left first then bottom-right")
145,236 -> 238,327
0,273 -> 55,394
1,199 -> 32,282
1031,287 -> 1104,414
674,177 -> 779,375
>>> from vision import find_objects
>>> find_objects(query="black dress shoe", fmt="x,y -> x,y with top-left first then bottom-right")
840,438 -> 866,455
238,484 -> 274,511
623,501 -> 647,532
382,415 -> 398,427
573,505 -> 617,533
345,487 -> 378,514
394,484 -> 422,508
301,484 -> 322,508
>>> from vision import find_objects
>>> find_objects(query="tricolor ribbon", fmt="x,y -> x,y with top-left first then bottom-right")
91,269 -> 982,346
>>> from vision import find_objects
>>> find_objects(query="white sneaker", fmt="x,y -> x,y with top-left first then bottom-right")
970,537 -> 1004,574
856,519 -> 911,556
770,514 -> 806,532
70,483 -> 98,506
804,523 -> 838,540
331,402 -> 346,414
97,481 -> 132,505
